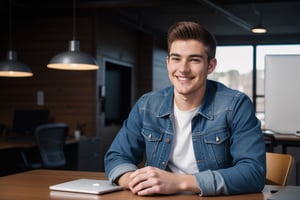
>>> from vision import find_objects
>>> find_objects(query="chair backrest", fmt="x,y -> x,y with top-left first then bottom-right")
266,152 -> 294,186
35,123 -> 68,168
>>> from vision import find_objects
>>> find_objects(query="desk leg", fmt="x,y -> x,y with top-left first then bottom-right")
297,161 -> 299,186
282,145 -> 287,154
282,146 -> 300,186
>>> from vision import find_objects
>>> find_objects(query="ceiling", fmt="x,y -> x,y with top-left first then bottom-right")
1,0 -> 300,43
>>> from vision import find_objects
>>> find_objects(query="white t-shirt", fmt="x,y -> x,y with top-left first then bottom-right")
168,103 -> 199,174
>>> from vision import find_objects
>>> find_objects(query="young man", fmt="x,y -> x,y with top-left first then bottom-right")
104,21 -> 266,196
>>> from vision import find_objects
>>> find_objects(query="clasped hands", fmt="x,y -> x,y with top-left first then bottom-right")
117,166 -> 200,196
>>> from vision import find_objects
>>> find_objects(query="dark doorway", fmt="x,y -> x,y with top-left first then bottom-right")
104,61 -> 132,126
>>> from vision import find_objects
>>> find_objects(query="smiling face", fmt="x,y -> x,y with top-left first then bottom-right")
167,39 -> 216,105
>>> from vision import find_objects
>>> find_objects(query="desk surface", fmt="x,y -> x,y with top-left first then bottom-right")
264,131 -> 300,153
0,135 -> 35,149
272,133 -> 300,142
0,136 -> 78,150
0,169 -> 281,200
263,130 -> 300,141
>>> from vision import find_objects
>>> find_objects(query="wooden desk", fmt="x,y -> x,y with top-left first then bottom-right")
0,136 -> 35,150
0,136 -> 78,150
263,131 -> 300,153
0,169 -> 281,200
0,137 -> 79,176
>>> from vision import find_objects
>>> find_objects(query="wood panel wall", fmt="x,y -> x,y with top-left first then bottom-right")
0,9 -> 156,139
0,13 -> 97,137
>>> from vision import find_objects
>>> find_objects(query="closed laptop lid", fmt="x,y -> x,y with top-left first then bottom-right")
49,179 -> 123,194
268,186 -> 300,200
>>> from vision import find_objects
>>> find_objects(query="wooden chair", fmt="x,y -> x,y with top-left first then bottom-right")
266,152 -> 294,186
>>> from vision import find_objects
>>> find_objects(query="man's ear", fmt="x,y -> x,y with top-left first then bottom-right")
208,58 -> 217,74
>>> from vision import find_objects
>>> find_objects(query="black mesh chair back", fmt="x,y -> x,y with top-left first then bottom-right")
35,123 -> 68,168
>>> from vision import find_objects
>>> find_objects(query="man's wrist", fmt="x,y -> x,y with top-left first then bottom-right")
178,174 -> 201,193
116,172 -> 133,188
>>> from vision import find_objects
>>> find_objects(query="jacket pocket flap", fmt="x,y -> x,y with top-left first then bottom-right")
142,128 -> 163,142
204,130 -> 229,144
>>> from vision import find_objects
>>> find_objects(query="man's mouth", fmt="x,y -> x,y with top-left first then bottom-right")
177,76 -> 192,81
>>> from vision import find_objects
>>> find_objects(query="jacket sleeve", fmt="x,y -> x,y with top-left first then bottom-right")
104,101 -> 145,184
208,94 -> 266,195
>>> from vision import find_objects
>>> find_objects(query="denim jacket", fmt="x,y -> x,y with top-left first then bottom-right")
104,80 -> 266,196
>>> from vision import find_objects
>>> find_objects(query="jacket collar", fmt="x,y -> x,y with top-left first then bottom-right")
158,81 -> 215,120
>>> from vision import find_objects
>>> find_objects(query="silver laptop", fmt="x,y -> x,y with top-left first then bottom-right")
267,186 -> 300,200
49,179 -> 123,194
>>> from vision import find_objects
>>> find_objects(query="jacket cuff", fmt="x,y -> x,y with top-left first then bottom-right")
108,163 -> 138,185
194,170 -> 228,196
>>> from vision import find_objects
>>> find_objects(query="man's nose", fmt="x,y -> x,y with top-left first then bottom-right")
178,60 -> 189,72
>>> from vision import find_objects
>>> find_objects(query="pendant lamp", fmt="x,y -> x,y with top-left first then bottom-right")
47,0 -> 99,70
0,51 -> 33,77
251,24 -> 267,34
251,9 -> 267,34
0,0 -> 33,77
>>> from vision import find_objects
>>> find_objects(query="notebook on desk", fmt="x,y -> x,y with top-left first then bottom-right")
267,186 -> 300,200
49,179 -> 123,194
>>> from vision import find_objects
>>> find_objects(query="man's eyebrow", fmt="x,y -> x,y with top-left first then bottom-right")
169,53 -> 181,57
188,54 -> 205,58
169,53 -> 204,58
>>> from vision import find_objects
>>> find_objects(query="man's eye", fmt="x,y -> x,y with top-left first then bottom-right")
191,58 -> 201,63
171,57 -> 181,62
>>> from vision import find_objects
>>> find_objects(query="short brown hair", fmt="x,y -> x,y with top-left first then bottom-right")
167,21 -> 217,61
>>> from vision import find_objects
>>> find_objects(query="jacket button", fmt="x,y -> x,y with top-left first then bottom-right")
162,161 -> 166,166
148,133 -> 152,139
165,138 -> 170,143
216,136 -> 220,142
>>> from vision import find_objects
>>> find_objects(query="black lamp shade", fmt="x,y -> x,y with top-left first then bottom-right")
251,24 -> 267,34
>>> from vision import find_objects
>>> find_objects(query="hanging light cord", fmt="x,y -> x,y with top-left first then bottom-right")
9,0 -> 13,51
72,0 -> 76,41
254,9 -> 262,24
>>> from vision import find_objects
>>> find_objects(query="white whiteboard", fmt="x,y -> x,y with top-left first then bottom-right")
264,55 -> 300,134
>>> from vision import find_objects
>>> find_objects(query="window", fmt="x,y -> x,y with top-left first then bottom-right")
211,44 -> 300,127
209,45 -> 253,99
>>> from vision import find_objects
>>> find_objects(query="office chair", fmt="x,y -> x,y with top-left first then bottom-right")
266,152 -> 294,186
22,123 -> 68,169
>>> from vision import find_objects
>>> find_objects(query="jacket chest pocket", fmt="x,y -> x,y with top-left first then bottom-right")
142,127 -> 164,164
203,129 -> 231,168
